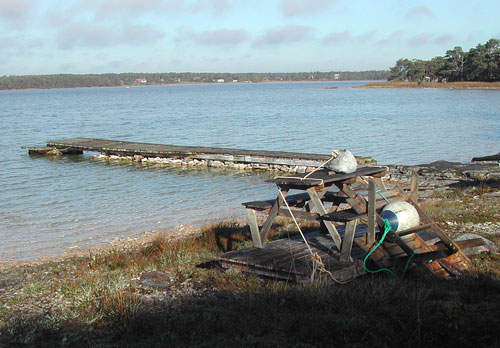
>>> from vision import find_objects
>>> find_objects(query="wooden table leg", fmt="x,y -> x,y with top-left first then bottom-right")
367,179 -> 376,244
246,208 -> 262,248
306,188 -> 342,250
259,188 -> 289,244
340,219 -> 358,263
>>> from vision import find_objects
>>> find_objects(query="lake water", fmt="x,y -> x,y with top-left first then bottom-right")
1,81 -> 499,261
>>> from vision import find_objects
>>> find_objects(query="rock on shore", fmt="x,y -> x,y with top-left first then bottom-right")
386,160 -> 500,191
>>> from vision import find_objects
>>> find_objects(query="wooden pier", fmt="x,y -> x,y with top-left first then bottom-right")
40,137 -> 371,168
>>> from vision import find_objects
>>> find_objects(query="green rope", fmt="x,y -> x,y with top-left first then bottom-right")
375,189 -> 391,204
363,218 -> 416,279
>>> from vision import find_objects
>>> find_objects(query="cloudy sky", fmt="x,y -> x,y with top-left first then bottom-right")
1,0 -> 499,75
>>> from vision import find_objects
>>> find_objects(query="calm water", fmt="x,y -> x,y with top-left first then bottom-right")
1,81 -> 499,260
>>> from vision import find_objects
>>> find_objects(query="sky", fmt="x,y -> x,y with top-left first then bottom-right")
1,0 -> 499,75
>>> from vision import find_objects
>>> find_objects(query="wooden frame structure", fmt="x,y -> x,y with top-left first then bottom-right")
243,167 -> 387,257
241,167 -> 472,278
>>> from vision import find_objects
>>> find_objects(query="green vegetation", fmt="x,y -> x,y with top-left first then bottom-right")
388,38 -> 500,83
0,189 -> 499,347
0,71 -> 389,91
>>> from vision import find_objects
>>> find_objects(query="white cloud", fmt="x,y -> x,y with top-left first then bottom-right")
405,6 -> 435,20
323,30 -> 376,44
434,34 -> 454,45
188,0 -> 232,13
409,33 -> 454,47
281,0 -> 336,17
254,25 -> 314,46
81,0 -> 173,15
188,29 -> 249,46
57,22 -> 165,50
0,0 -> 40,29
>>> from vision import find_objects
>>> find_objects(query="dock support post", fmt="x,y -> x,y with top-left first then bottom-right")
410,170 -> 419,202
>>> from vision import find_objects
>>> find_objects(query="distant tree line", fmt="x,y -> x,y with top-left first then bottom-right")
0,71 -> 389,90
389,38 -> 500,82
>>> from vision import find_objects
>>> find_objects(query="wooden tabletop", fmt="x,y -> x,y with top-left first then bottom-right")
266,166 -> 387,188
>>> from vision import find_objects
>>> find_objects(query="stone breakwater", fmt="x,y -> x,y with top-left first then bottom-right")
92,153 -> 320,173
93,154 -> 500,188
386,160 -> 500,190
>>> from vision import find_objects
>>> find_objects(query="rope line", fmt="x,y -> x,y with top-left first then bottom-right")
376,189 -> 391,204
363,218 -> 416,279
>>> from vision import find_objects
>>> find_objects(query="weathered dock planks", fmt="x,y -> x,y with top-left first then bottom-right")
45,137 -> 340,167
215,230 -> 368,283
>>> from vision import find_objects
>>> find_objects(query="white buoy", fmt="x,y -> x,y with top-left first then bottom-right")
380,201 -> 420,232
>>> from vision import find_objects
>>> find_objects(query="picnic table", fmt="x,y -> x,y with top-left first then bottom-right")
243,166 -> 388,262
240,165 -> 477,278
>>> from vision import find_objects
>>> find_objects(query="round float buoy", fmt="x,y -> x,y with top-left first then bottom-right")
380,201 -> 419,232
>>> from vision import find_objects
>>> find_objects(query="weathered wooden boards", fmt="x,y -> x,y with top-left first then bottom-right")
21,146 -> 83,156
471,152 -> 500,162
44,137 -> 333,167
216,230 -> 484,282
232,171 -> 480,282
216,231 -> 367,283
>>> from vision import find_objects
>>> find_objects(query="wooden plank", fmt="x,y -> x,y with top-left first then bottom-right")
259,188 -> 288,242
242,191 -> 346,211
340,220 -> 357,263
321,208 -> 365,222
410,170 -> 419,201
268,166 -> 387,187
307,188 -> 342,249
246,209 -> 262,248
337,183 -> 368,215
367,179 -> 376,244
277,208 -> 320,221
46,137 -> 347,167
428,238 -> 485,252
216,230 -> 371,283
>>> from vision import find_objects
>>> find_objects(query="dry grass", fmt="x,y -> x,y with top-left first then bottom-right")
0,188 -> 499,347
360,81 -> 500,89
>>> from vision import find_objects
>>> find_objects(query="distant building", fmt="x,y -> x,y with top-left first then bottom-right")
135,78 -> 147,84
217,79 -> 225,83
334,74 -> 340,80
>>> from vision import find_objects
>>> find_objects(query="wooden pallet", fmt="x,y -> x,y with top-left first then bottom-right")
216,231 -> 368,283
215,229 -> 482,282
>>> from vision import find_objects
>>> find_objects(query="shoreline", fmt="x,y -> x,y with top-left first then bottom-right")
2,160 -> 498,268
358,81 -> 500,89
0,79 -> 376,92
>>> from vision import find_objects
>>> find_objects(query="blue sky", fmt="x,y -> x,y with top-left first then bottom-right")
1,0 -> 499,75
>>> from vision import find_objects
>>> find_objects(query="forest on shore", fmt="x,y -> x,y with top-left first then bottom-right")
389,38 -> 500,82
0,71 -> 388,90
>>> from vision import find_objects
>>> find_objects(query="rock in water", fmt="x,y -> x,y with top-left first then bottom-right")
325,150 -> 357,173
